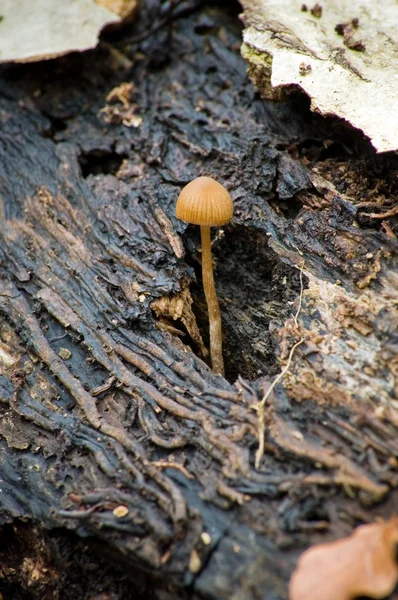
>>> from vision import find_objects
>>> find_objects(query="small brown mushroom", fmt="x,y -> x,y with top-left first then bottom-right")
176,176 -> 233,375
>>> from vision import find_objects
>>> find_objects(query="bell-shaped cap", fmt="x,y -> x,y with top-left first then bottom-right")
176,176 -> 233,226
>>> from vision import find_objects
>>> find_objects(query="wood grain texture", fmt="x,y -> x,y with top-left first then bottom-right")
0,2 -> 398,598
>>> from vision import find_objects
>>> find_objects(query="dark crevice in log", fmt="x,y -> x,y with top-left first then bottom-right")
0,521 -> 176,600
182,225 -> 307,380
78,148 -> 129,179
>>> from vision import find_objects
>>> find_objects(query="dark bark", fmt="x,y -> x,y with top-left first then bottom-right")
1,2 -> 398,599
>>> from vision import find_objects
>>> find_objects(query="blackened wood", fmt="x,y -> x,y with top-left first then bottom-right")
1,2 -> 398,599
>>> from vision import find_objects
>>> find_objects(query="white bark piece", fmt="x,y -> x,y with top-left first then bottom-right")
241,0 -> 398,153
0,0 -> 135,63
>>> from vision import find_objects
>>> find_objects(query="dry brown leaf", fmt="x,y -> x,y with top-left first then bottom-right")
151,278 -> 208,357
101,82 -> 143,128
289,517 -> 398,600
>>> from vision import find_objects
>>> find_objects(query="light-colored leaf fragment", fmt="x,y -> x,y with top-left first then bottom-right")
289,517 -> 398,600
241,0 -> 398,153
95,0 -> 137,20
0,0 -> 134,63
151,278 -> 208,357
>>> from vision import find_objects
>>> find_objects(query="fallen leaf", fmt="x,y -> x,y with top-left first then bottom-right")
289,517 -> 398,600
0,0 -> 136,64
95,0 -> 137,20
151,278 -> 208,357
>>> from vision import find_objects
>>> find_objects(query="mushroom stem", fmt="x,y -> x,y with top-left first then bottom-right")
200,225 -> 224,376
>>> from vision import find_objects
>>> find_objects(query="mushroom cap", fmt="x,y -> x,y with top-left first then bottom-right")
176,176 -> 233,226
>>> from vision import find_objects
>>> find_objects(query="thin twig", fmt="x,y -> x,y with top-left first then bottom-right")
151,460 -> 194,479
258,339 -> 305,414
254,338 -> 304,469
254,263 -> 306,469
0,291 -> 21,298
293,264 -> 304,327
362,205 -> 398,219
381,220 -> 397,239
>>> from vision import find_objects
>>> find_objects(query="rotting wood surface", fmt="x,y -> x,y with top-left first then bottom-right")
1,2 -> 398,599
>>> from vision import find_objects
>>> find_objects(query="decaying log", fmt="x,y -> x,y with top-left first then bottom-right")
1,2 -> 398,599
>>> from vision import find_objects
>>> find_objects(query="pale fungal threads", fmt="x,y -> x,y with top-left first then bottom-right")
176,176 -> 233,375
